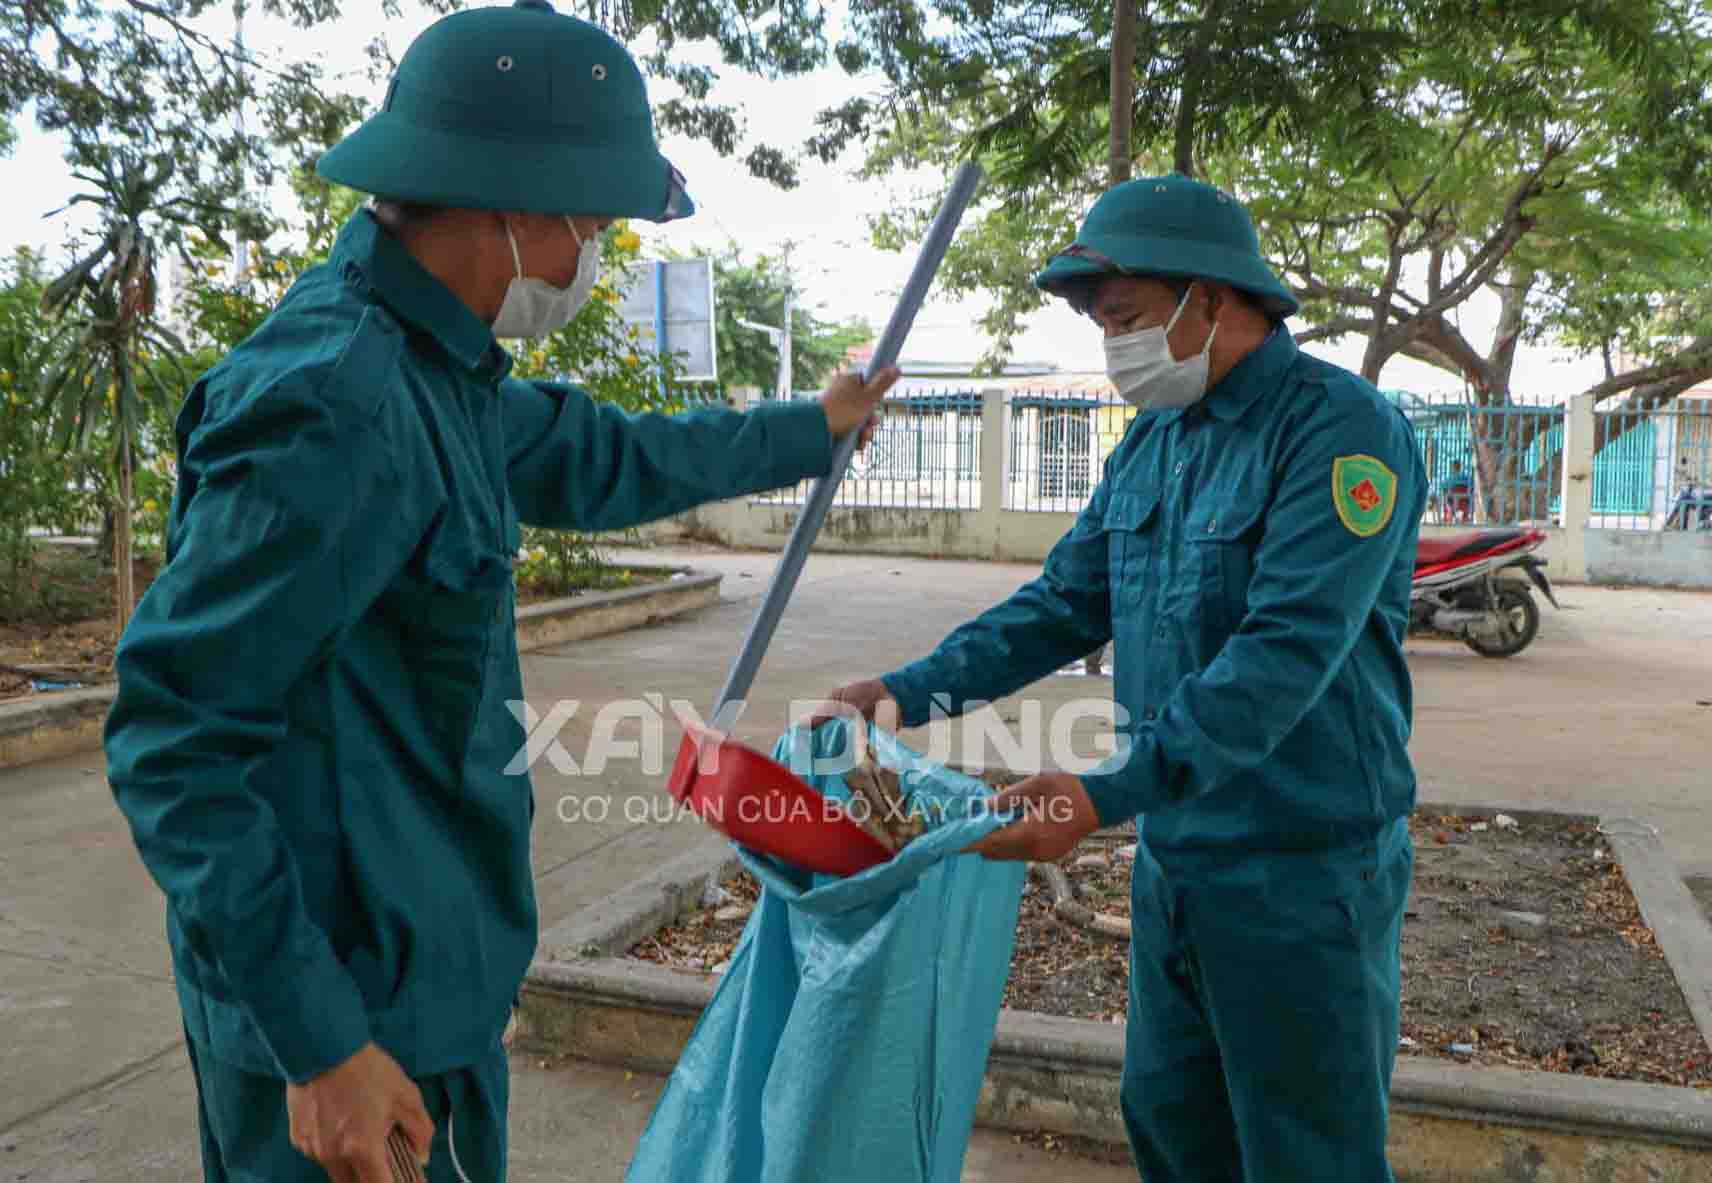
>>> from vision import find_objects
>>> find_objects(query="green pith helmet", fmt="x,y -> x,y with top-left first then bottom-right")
1034,174 -> 1296,319
316,0 -> 692,222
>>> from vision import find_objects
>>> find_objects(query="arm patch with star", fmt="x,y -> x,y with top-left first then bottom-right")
1332,454 -> 1398,538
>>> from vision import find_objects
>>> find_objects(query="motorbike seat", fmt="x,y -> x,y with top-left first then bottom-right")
1416,528 -> 1531,567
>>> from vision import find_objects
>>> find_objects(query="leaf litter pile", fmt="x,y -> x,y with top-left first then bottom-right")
631,807 -> 1710,1089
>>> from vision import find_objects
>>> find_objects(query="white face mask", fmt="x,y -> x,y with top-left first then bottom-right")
490,217 -> 600,340
1103,286 -> 1217,410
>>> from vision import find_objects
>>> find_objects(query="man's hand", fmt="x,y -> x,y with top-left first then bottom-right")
964,771 -> 1101,862
819,367 -> 900,446
802,678 -> 902,733
286,1042 -> 434,1183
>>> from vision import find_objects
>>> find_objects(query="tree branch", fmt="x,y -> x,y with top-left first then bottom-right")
1418,142 -> 1565,322
1402,113 -> 1480,213
1398,338 -> 1467,376
1294,318 -> 1375,345
1579,335 -> 1712,405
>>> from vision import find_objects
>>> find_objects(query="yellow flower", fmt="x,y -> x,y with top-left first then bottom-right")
624,353 -> 640,367
529,547 -> 546,562
143,498 -> 159,513
614,229 -> 641,254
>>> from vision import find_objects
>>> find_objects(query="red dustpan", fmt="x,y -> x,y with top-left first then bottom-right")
665,161 -> 984,877
669,716 -> 893,876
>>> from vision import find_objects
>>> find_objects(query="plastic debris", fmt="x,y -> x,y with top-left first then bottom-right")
701,881 -> 733,909
1399,1036 -> 1418,1049
1115,843 -> 1138,861
1470,822 -> 1489,833
1075,854 -> 1111,871
1494,814 -> 1520,831
713,904 -> 752,924
1497,910 -> 1546,939
31,680 -> 84,692
1448,1042 -> 1476,1056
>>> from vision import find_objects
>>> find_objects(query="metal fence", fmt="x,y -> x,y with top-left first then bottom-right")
1003,388 -> 1134,513
1398,392 -> 1565,528
744,384 -> 1712,532
748,388 -> 983,509
1654,398 -> 1712,532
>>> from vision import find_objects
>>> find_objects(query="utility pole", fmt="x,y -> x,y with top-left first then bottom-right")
231,1 -> 251,294
777,242 -> 793,400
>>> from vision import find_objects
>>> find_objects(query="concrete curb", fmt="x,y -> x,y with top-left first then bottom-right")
517,804 -> 1712,1180
0,687 -> 112,774
1600,817 -> 1712,1052
515,569 -> 720,654
517,957 -> 1712,1177
0,567 -> 722,774
536,839 -> 740,964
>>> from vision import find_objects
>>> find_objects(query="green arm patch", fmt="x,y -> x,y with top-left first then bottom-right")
1332,454 -> 1398,538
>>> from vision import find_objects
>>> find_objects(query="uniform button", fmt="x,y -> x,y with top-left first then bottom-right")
1173,462 -> 1185,475
1206,519 -> 1217,534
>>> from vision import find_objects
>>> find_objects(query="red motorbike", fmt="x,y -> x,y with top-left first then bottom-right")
1411,528 -> 1559,658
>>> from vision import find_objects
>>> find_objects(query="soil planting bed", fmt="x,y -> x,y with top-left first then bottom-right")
0,543 -> 667,702
630,807 -> 1711,1090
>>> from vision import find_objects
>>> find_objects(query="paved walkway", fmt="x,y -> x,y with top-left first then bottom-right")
3,542 -> 1709,1178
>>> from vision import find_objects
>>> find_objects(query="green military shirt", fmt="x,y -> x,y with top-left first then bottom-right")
883,330 -> 1427,854
105,209 -> 834,1083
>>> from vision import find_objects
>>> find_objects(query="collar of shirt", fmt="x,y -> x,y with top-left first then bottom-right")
1202,325 -> 1297,423
331,209 -> 512,383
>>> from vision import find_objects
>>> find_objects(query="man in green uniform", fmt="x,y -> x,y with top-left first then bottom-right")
103,3 -> 895,1180
821,175 -> 1426,1180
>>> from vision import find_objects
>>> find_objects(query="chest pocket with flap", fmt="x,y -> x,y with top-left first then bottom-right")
1102,490 -> 1160,610
1183,493 -> 1267,634
385,520 -> 513,775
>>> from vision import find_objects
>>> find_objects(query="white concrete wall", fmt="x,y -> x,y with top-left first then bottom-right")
1586,530 -> 1712,589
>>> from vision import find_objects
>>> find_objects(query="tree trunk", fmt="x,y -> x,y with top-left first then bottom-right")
1172,0 -> 1223,176
114,439 -> 135,641
97,508 -> 115,568
1108,0 -> 1139,185
1359,337 -> 1392,384
1486,269 -> 1533,395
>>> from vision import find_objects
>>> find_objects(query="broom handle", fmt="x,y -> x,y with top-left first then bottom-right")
710,161 -> 985,722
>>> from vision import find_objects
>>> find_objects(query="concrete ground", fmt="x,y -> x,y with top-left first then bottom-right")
2,543 -> 1708,1179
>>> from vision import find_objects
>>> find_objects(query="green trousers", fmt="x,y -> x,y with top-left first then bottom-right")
1120,818 -> 1413,1182
186,1034 -> 509,1182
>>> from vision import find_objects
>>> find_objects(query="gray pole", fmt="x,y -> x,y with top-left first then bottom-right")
709,162 -> 984,721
